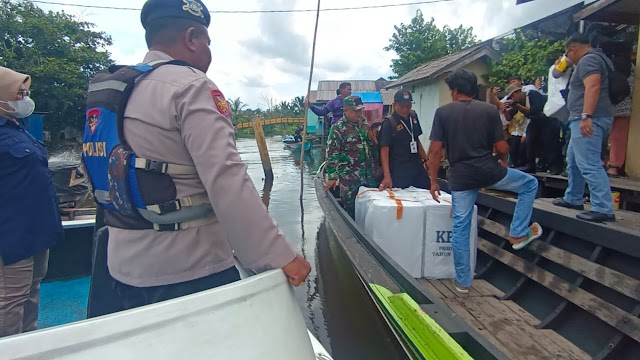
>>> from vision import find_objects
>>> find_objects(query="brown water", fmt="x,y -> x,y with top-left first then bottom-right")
237,137 -> 407,360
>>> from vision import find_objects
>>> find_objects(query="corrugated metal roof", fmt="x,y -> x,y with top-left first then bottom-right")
315,80 -> 377,102
380,90 -> 396,106
351,91 -> 383,103
305,91 -> 317,104
386,42 -> 501,89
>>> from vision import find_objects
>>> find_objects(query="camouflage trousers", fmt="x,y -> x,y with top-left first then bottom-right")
339,179 -> 371,218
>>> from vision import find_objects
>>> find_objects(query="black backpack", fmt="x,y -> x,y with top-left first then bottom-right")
593,51 -> 631,105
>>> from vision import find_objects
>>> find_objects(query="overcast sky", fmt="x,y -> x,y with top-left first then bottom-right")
37,0 -> 584,109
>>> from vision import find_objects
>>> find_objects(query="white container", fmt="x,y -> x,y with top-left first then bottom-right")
0,270 -> 323,360
356,188 -> 426,277
355,187 -> 477,280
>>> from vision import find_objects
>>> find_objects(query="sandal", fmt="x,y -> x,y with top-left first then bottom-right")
607,165 -> 626,178
512,222 -> 543,250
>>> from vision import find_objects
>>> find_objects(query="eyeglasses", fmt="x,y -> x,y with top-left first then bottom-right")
564,47 -> 576,57
17,89 -> 31,99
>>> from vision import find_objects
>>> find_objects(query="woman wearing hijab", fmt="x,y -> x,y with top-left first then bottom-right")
0,66 -> 63,337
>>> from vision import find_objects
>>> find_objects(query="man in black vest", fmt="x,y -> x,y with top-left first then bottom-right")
378,90 -> 430,190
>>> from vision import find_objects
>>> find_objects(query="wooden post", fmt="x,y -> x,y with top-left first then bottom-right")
300,0 -> 322,202
252,116 -> 274,182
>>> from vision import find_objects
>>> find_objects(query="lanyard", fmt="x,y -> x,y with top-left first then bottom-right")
398,116 -> 415,141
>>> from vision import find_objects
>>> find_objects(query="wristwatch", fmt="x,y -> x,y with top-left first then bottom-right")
581,113 -> 593,120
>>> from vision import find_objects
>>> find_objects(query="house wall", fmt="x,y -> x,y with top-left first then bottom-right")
625,28 -> 640,179
410,80 -> 441,147
411,58 -> 492,147
306,108 -> 321,135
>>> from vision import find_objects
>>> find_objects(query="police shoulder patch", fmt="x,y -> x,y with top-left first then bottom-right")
210,89 -> 231,117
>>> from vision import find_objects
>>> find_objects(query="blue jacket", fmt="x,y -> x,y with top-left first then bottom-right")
0,117 -> 62,265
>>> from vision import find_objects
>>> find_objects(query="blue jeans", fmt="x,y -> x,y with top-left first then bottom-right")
563,117 -> 614,215
451,169 -> 538,287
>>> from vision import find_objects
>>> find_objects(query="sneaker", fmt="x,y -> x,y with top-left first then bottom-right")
451,280 -> 470,295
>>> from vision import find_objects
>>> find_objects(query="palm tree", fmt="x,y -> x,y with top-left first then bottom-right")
229,97 -> 247,114
291,96 -> 305,116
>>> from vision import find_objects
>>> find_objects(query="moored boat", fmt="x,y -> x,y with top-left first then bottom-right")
315,170 -> 640,359
285,141 -> 312,152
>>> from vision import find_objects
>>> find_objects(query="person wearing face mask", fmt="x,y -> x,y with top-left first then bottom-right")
0,67 -> 63,337
82,0 -> 310,311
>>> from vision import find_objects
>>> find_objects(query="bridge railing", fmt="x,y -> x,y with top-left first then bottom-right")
236,117 -> 304,130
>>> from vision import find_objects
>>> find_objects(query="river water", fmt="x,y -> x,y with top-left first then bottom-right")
237,137 -> 407,360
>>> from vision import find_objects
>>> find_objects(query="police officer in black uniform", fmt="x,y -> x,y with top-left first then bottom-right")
378,90 -> 431,190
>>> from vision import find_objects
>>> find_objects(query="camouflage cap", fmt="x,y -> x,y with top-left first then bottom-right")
343,96 -> 365,110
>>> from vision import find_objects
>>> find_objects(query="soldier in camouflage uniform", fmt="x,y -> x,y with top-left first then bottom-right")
325,96 -> 377,217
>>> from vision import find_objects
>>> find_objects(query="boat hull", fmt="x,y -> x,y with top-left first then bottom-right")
314,175 -> 508,360
0,270 -> 320,360
285,141 -> 311,151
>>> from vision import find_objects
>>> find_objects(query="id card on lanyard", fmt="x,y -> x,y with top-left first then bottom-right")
399,117 -> 418,154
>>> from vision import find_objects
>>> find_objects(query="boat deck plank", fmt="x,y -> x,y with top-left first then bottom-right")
535,197 -> 640,233
443,298 -> 520,360
480,215 -> 640,301
419,278 -> 590,360
453,297 -> 554,360
535,171 -> 640,193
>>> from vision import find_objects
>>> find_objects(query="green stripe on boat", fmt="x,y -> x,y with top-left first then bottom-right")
370,284 -> 472,360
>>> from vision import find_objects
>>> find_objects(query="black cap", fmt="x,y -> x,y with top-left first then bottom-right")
393,90 -> 413,104
141,0 -> 211,30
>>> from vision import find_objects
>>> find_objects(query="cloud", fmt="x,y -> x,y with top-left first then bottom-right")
32,0 -> 585,109
242,0 -> 310,78
241,74 -> 269,88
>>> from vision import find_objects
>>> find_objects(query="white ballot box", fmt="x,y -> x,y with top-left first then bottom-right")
355,187 -> 477,279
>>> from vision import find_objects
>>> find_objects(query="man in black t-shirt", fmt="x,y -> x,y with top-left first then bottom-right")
378,90 -> 430,190
426,69 -> 542,294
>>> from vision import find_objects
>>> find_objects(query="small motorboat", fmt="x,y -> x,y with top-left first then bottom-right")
283,134 -> 298,144
285,141 -> 312,152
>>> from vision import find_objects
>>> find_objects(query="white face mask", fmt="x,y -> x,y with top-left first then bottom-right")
0,96 -> 36,119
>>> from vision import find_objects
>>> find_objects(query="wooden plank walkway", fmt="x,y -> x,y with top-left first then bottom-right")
419,279 -> 590,360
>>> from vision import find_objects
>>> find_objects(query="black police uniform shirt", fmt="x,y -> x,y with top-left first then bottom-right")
429,100 -> 508,191
379,111 -> 426,182
0,117 -> 62,265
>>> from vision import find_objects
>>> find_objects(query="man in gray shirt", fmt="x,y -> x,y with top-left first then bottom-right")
553,33 -> 615,222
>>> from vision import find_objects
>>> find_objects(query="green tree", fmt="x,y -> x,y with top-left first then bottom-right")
384,9 -> 478,78
486,30 -> 565,86
0,0 -> 114,144
229,97 -> 247,114
291,96 -> 304,116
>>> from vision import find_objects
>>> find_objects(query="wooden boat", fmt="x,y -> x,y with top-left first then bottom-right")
43,218 -> 96,282
284,141 -> 311,152
315,173 -> 640,359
